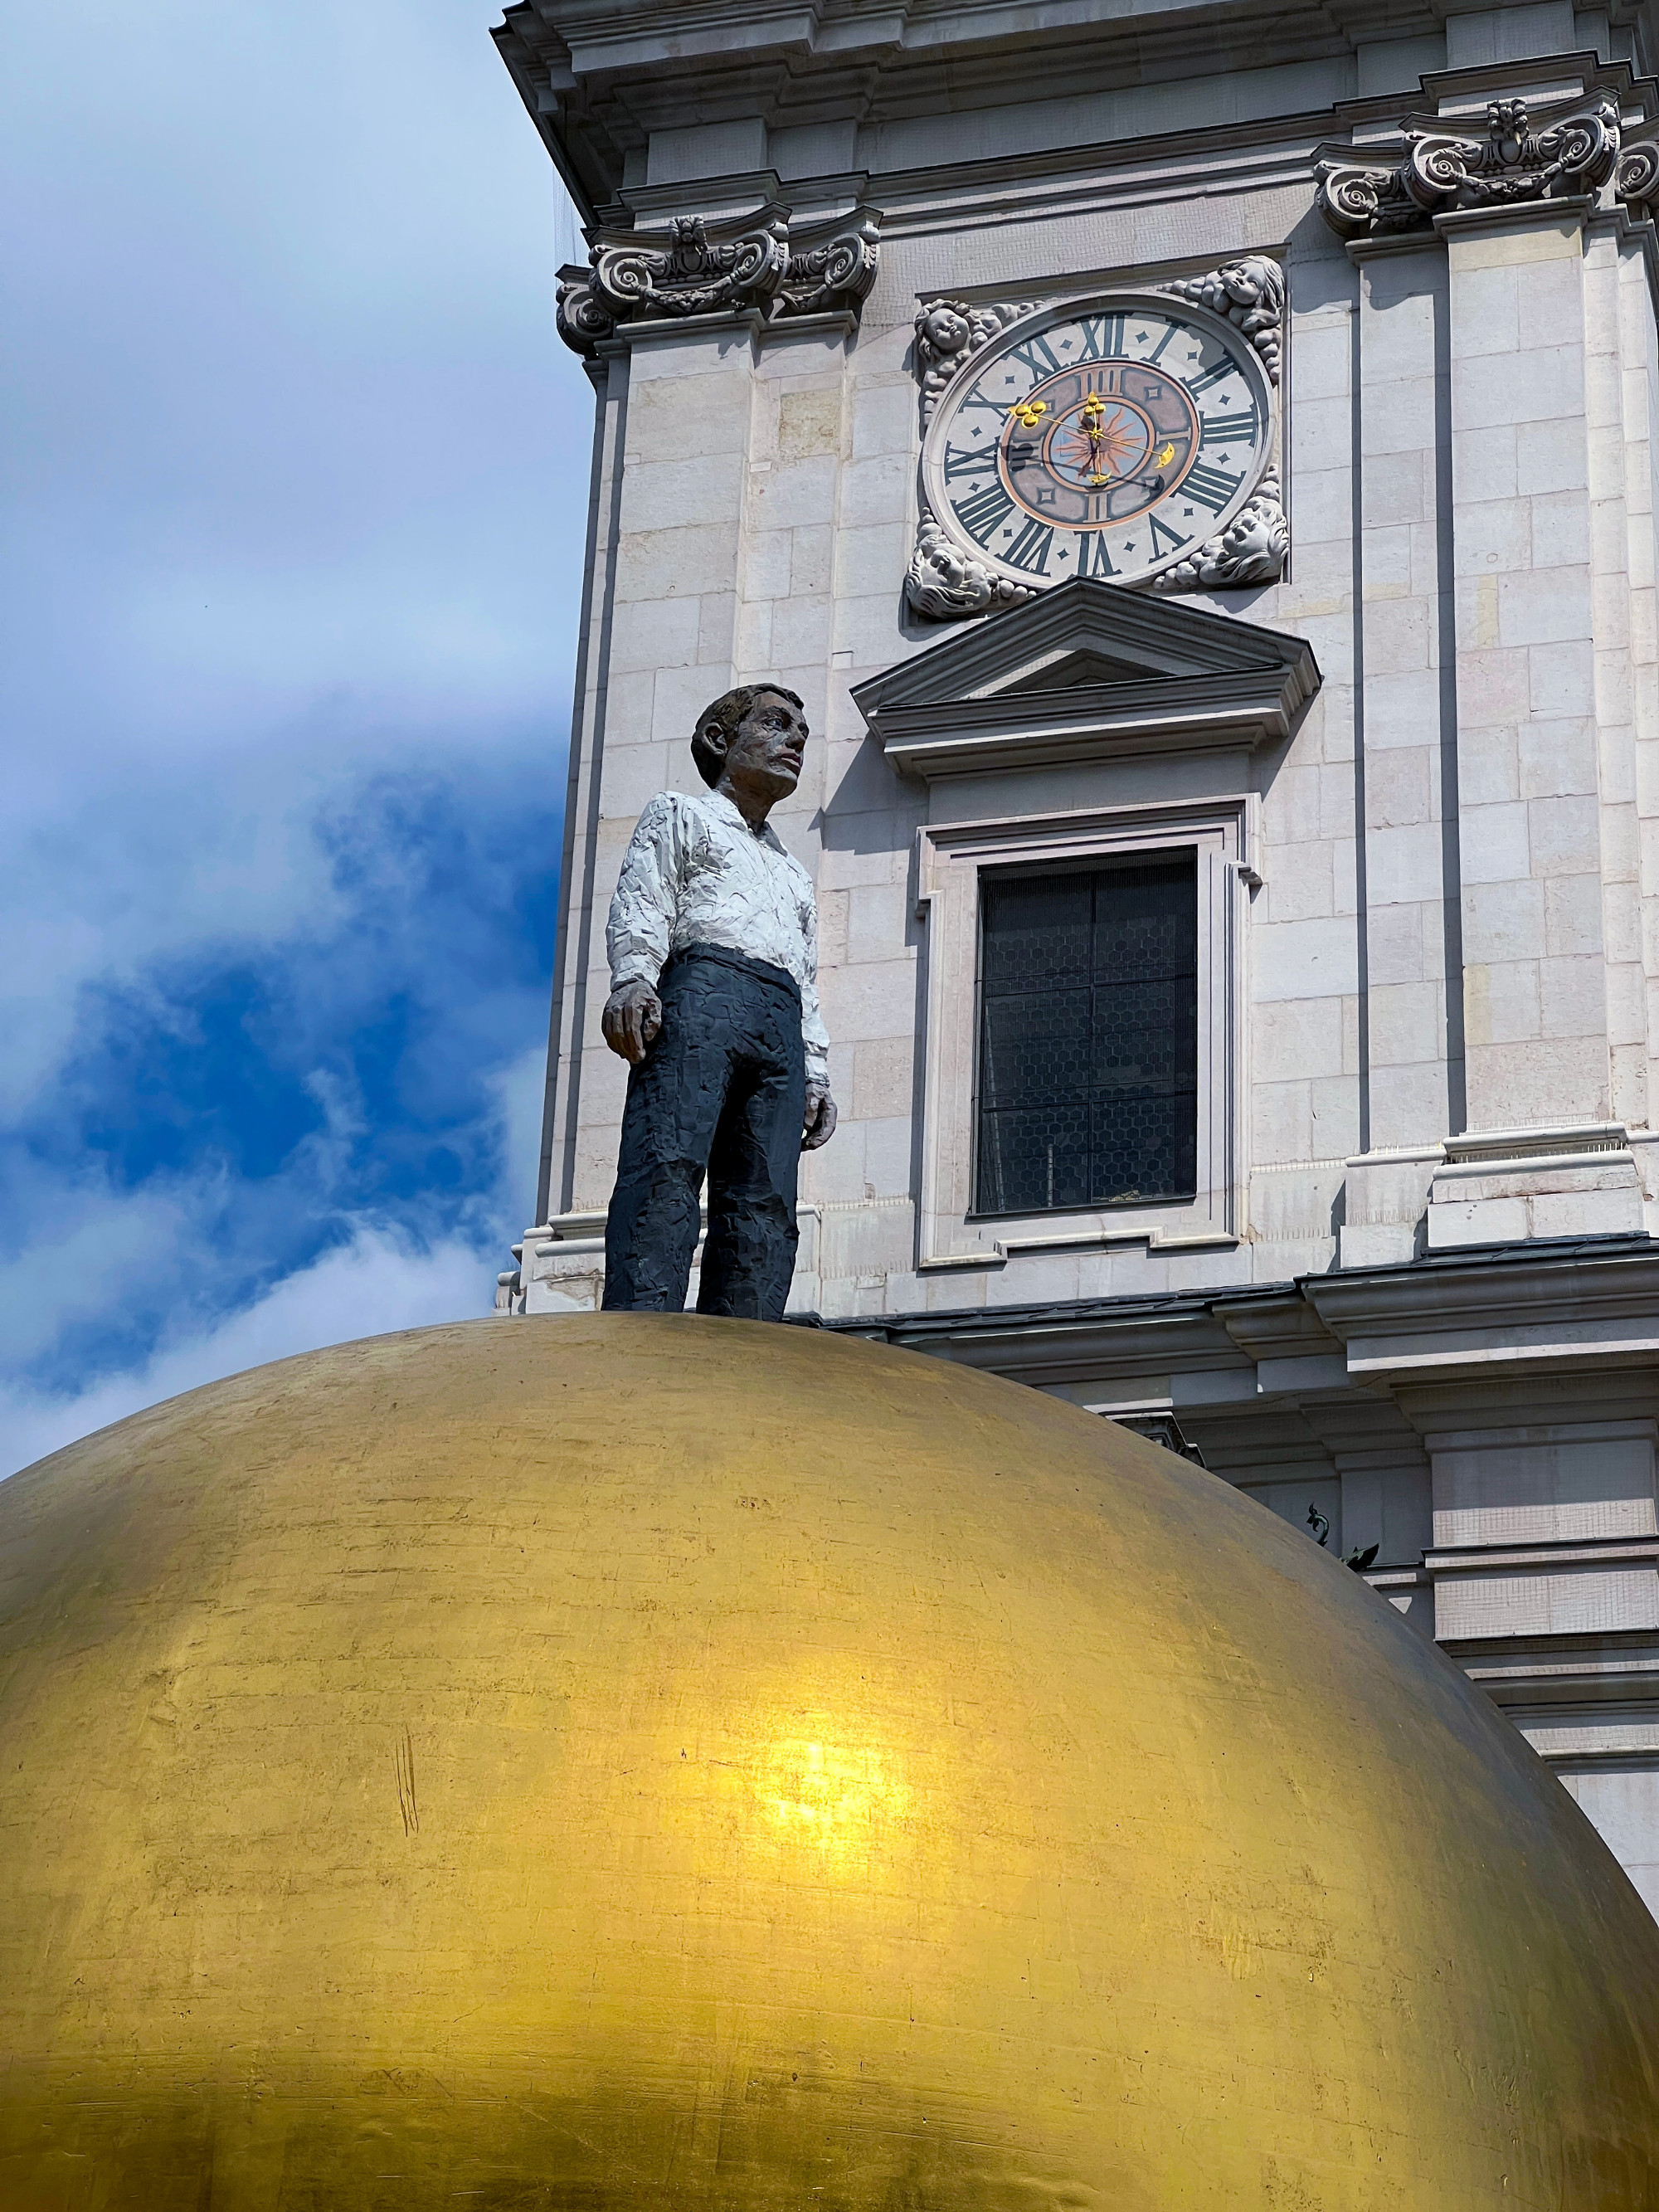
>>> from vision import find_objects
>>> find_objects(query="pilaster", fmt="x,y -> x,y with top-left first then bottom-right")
1350,234 -> 1463,1153
1441,199 -> 1616,1127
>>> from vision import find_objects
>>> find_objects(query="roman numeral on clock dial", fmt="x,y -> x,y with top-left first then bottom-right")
943,442 -> 1000,480
1182,460 -> 1242,513
1005,519 -> 1054,574
1007,333 -> 1063,381
1199,404 -> 1259,445
951,480 -> 1014,547
1075,532 -> 1116,578
1183,355 -> 1235,397
1073,313 -> 1126,362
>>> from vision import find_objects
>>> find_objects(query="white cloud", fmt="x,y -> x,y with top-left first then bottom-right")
0,2 -> 584,1480
489,1040 -> 551,1240
0,1220 -> 498,1479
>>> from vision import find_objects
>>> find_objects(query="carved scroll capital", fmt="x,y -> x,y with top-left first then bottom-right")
591,209 -> 791,324
1318,89 -> 1626,241
783,208 -> 882,316
557,270 -> 615,356
1618,135 -> 1659,212
556,203 -> 883,356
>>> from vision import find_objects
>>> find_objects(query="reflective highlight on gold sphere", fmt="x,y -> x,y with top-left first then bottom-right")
2,1313 -> 1657,2209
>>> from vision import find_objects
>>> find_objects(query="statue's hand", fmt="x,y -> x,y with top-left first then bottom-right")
602,982 -> 663,1065
801,1082 -> 838,1152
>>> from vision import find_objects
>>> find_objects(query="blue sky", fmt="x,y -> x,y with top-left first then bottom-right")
1,1 -> 591,1473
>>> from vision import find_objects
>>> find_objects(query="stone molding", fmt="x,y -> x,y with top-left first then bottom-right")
1316,89 -> 1623,242
851,573 -> 1319,777
555,202 -> 881,354
905,258 -> 1286,616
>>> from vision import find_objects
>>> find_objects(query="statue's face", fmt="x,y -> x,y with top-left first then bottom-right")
720,690 -> 808,800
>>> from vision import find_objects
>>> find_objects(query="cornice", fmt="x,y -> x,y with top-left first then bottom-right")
613,138 -> 1318,275
499,0 -> 1658,217
1302,1235 -> 1659,1381
827,1237 -> 1659,1396
868,671 -> 1306,776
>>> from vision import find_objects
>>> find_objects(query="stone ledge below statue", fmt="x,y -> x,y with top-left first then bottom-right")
498,1203 -> 831,1317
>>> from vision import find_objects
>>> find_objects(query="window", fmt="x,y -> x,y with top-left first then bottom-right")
914,801 -> 1246,1270
975,855 -> 1198,1216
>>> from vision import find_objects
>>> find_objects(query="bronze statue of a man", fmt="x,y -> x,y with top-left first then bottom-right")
600,684 -> 837,1320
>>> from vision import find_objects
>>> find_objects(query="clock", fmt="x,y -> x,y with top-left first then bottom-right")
917,290 -> 1277,600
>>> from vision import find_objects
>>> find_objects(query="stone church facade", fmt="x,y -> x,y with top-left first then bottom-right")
493,0 -> 1659,1910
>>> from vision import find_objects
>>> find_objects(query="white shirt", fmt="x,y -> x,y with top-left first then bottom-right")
606,787 -> 830,1083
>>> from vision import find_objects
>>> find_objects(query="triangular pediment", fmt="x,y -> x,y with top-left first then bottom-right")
852,577 -> 1320,779
999,647 -> 1147,691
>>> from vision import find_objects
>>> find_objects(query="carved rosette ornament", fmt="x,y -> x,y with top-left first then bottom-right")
1316,91 -> 1623,240
556,203 -> 882,355
906,261 -> 1286,616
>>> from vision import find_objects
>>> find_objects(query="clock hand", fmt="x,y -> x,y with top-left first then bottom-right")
1079,392 -> 1112,485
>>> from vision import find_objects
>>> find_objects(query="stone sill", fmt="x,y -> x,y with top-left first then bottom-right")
1424,1537 -> 1659,1574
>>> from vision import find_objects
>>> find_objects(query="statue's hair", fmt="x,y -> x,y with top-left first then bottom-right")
691,683 -> 804,788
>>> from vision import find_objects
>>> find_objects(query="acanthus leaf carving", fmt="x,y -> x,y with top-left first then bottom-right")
1318,90 -> 1623,241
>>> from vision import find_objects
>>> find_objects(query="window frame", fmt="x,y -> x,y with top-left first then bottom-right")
915,799 -> 1250,1270
971,849 -> 1203,1222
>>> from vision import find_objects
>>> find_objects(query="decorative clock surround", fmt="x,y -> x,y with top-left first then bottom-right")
556,203 -> 882,355
906,258 -> 1287,619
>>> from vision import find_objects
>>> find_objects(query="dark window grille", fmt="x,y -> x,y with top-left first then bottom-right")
975,854 -> 1198,1216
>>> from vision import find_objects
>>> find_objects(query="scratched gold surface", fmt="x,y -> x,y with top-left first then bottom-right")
1,1313 -> 1657,2209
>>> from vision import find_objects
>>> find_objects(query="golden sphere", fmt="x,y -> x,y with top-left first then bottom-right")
2,1313 -> 1657,2209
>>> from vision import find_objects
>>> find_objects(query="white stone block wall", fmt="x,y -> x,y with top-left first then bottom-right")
530,184 -> 1659,1319
494,10 -> 1659,1912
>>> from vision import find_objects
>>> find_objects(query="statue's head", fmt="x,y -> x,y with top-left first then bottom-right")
693,684 -> 808,802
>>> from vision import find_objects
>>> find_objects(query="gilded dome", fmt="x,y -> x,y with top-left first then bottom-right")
1,1313 -> 1656,2209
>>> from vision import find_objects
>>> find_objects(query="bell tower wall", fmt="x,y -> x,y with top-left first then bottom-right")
494,0 -> 1659,1915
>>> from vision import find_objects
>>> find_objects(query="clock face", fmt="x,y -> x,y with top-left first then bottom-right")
922,294 -> 1275,589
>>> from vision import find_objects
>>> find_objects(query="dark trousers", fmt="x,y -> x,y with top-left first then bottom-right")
602,945 -> 805,1321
